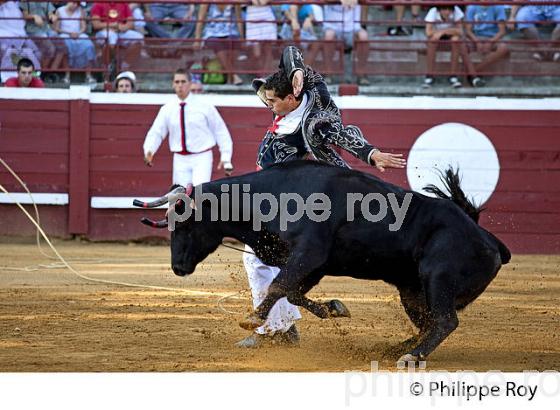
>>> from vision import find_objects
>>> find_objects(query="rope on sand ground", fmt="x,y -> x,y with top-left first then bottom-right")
0,157 -> 248,314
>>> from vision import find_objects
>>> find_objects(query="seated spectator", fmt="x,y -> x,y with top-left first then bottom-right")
195,3 -> 244,85
279,5 -> 321,68
509,3 -> 560,61
0,0 -> 41,83
245,0 -> 276,64
323,1 -> 369,85
144,3 -> 195,39
423,5 -> 481,88
280,4 -> 319,41
90,1 -> 144,68
4,57 -> 45,87
54,1 -> 96,85
114,70 -> 136,92
465,3 -> 509,81
190,76 -> 203,94
21,1 -> 65,76
389,4 -> 421,36
129,3 -> 146,35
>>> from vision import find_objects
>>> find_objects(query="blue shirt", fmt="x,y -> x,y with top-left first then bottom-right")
281,4 -> 314,24
203,4 -> 239,39
465,5 -> 506,38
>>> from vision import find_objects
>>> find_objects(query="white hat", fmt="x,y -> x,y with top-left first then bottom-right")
115,71 -> 136,87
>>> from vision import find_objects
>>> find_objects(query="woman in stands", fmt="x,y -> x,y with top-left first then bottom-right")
54,1 -> 96,85
194,3 -> 244,85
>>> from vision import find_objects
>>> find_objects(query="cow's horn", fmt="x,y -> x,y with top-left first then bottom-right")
133,186 -> 187,209
140,217 -> 168,228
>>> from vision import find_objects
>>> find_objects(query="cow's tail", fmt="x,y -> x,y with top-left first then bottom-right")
423,167 -> 482,223
423,167 -> 511,264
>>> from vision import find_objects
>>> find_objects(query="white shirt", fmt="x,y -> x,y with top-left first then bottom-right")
425,7 -> 464,31
143,93 -> 233,162
0,1 -> 26,37
323,5 -> 361,34
275,93 -> 308,135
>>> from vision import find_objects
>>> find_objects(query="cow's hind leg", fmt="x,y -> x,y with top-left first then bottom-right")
398,270 -> 459,364
398,287 -> 430,341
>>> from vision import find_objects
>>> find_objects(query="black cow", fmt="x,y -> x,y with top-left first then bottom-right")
134,161 -> 510,364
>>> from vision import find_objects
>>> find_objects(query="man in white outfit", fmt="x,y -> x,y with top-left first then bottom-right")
143,69 -> 233,186
242,248 -> 302,345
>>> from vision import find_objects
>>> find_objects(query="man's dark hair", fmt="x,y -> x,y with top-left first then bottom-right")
17,58 -> 34,72
263,70 -> 303,101
174,68 -> 192,81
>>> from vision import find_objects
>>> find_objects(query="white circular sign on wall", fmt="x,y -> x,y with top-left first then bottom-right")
406,122 -> 500,206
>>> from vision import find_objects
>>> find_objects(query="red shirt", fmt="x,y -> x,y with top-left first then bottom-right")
5,77 -> 45,88
91,2 -> 131,24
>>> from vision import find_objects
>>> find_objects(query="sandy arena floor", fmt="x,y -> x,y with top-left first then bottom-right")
0,239 -> 558,372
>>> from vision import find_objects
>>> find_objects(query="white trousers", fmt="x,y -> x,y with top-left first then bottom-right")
173,151 -> 213,186
243,245 -> 302,335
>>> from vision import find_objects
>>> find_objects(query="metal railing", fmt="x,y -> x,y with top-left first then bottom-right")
2,1 -> 560,87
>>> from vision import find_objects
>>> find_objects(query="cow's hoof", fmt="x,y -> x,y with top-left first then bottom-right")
239,314 -> 264,330
399,335 -> 419,350
328,299 -> 351,318
397,353 -> 425,368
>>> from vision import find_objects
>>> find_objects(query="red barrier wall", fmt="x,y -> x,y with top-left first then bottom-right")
1,95 -> 559,253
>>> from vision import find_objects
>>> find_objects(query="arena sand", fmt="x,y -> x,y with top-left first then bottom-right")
0,240 -> 558,371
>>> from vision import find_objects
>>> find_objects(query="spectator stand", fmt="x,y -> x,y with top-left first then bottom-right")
1,1 -> 560,95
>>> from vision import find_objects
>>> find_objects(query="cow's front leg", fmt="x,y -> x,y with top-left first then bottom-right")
287,293 -> 351,319
239,282 -> 287,330
239,245 -> 328,330
288,271 -> 351,319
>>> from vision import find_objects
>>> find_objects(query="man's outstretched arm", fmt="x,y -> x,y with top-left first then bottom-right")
312,117 -> 406,172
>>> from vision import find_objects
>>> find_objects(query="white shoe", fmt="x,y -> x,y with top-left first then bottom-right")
448,76 -> 462,88
422,76 -> 434,88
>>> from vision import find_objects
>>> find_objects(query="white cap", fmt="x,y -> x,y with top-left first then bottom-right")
115,71 -> 136,87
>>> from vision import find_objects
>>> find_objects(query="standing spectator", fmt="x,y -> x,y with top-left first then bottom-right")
114,70 -> 136,92
144,3 -> 195,39
20,1 -> 65,75
143,69 -> 234,187
245,0 -> 276,68
90,1 -> 144,69
509,3 -> 560,61
423,5 -> 481,88
4,57 -> 44,87
465,3 -> 509,81
323,1 -> 369,85
54,1 -> 96,85
195,3 -> 244,85
0,0 -> 41,83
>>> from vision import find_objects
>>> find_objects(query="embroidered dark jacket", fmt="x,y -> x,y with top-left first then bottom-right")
252,46 -> 377,169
